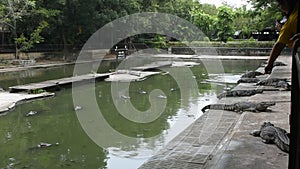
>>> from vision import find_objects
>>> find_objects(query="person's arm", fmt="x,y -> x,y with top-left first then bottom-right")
264,42 -> 286,74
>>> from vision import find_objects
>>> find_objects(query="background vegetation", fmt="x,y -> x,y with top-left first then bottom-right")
0,0 -> 283,59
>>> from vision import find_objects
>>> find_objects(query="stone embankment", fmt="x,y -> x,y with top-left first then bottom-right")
139,55 -> 291,169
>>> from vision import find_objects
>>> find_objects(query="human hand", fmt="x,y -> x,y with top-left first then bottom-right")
264,63 -> 273,74
275,20 -> 282,31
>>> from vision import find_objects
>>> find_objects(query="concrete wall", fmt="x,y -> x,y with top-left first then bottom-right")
171,47 -> 292,56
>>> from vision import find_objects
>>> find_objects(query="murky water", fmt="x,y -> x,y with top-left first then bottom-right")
0,58 -> 264,169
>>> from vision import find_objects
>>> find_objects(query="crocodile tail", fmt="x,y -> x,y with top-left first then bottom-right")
274,128 -> 290,153
201,105 -> 210,112
201,104 -> 229,112
274,137 -> 289,153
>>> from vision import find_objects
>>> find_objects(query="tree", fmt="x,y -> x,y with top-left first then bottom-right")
0,0 -> 35,59
191,5 -> 216,39
248,0 -> 283,30
15,21 -> 48,55
233,5 -> 257,39
0,0 -> 55,59
215,5 -> 235,42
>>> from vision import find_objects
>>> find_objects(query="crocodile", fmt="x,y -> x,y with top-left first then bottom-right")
256,78 -> 290,90
217,89 -> 263,99
256,78 -> 287,86
237,78 -> 260,84
250,122 -> 289,153
201,101 -> 275,113
262,61 -> 287,66
241,71 -> 264,78
273,61 -> 287,66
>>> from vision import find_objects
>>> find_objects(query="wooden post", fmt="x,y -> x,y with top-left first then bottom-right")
289,52 -> 300,169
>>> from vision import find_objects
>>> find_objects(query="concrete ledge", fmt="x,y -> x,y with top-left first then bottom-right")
0,92 -> 55,114
139,55 -> 291,169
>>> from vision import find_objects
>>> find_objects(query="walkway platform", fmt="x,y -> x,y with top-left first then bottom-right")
131,61 -> 172,71
139,55 -> 291,169
9,73 -> 111,93
0,92 -> 54,114
105,70 -> 160,82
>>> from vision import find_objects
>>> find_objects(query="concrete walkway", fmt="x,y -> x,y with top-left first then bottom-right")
139,55 -> 291,169
0,92 -> 54,114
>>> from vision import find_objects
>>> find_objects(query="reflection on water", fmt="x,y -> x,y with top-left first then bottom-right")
0,58 -> 264,169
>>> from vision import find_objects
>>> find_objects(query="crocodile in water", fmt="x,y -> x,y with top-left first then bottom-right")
250,122 -> 289,153
201,101 -> 275,113
217,89 -> 263,99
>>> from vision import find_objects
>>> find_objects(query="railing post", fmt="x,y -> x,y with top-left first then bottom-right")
289,52 -> 300,169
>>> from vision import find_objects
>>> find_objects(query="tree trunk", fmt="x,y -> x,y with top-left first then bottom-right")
62,30 -> 69,61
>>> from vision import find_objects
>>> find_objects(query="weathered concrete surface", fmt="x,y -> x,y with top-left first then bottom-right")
0,92 -> 54,114
9,73 -> 111,92
105,70 -> 160,82
139,55 -> 291,169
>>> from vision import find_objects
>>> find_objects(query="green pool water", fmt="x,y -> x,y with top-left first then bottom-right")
0,58 -> 264,169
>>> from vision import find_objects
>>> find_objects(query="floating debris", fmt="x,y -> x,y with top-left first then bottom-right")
6,131 -> 12,140
26,111 -> 38,117
157,95 -> 167,99
29,142 -> 59,150
120,95 -> 131,99
138,89 -> 147,94
38,142 -> 59,148
161,72 -> 169,75
74,106 -> 82,111
170,88 -> 178,92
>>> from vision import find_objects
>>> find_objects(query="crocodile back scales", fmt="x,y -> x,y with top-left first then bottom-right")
202,102 -> 275,113
260,122 -> 289,153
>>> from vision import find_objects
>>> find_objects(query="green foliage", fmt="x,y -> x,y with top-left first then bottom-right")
15,21 -> 48,52
191,8 -> 215,39
29,89 -> 46,94
0,0 -> 286,55
248,0 -> 283,30
215,6 -> 235,42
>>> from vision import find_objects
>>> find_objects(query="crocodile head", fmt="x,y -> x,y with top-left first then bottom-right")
255,89 -> 264,93
261,121 -> 274,128
256,102 -> 275,111
261,101 -> 275,106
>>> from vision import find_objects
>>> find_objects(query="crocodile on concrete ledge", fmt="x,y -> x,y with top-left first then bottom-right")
237,78 -> 260,84
256,78 -> 290,90
250,122 -> 289,153
201,101 -> 275,113
241,71 -> 264,78
217,89 -> 263,99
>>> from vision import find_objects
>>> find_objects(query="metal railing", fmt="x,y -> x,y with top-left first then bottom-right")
289,47 -> 300,169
